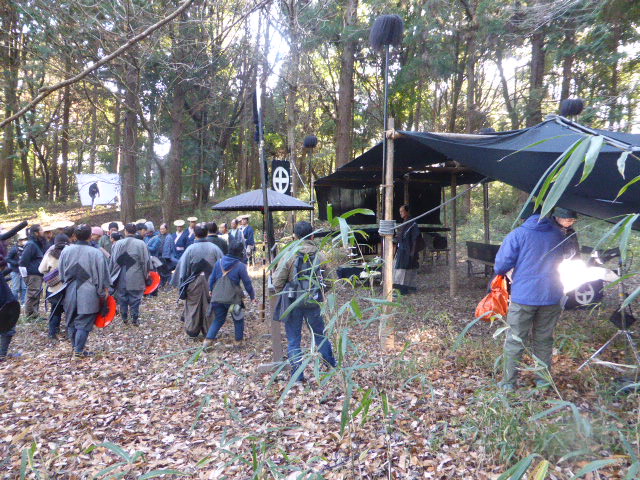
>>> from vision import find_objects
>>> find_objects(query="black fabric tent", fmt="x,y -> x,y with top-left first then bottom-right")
315,116 -> 640,224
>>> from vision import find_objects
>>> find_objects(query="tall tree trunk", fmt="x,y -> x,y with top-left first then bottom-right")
165,80 -> 185,223
559,30 -> 575,102
113,98 -> 122,174
60,57 -> 73,201
447,33 -> 465,132
335,0 -> 358,168
496,50 -> 519,129
51,125 -> 60,201
608,25 -> 621,128
15,121 -> 35,200
120,62 -> 139,222
89,92 -> 98,173
285,2 -> 300,220
0,0 -> 19,206
525,31 -> 546,127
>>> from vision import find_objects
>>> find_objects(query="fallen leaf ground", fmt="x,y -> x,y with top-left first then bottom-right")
1,261 -> 638,479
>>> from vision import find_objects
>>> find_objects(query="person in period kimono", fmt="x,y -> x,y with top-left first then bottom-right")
58,225 -> 110,357
171,225 -> 223,337
239,215 -> 255,266
109,223 -> 152,326
393,204 -> 422,295
99,222 -> 121,256
187,216 -> 198,245
173,219 -> 191,261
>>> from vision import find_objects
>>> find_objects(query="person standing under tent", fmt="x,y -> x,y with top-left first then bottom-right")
203,241 -> 256,350
206,222 -> 228,255
7,231 -> 27,305
218,223 -> 230,244
19,224 -> 46,319
552,207 -> 579,259
393,204 -> 422,295
171,225 -> 223,337
58,225 -> 110,357
239,215 -> 255,266
110,223 -> 152,326
273,221 -> 336,383
39,234 -> 70,340
494,211 -> 565,391
228,218 -> 246,255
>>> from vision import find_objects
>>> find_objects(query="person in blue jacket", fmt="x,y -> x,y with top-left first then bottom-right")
494,210 -> 565,391
239,215 -> 255,265
203,242 -> 256,349
173,219 -> 190,261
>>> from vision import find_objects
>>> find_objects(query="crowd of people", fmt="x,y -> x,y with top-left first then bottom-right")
0,215 -> 260,357
0,212 -> 336,383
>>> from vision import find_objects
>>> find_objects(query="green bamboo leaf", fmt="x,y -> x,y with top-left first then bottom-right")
579,135 -> 604,183
617,150 -> 630,178
95,442 -> 132,464
20,447 -> 29,480
618,214 -> 639,263
540,137 -> 590,218
138,469 -> 189,479
531,400 -> 571,421
339,380 -> 353,436
616,174 -> 640,198
349,298 -> 362,319
624,462 -> 640,480
453,316 -> 484,351
497,454 -> 537,480
571,459 -> 620,478
557,449 -> 593,464
93,462 -> 128,479
531,459 -> 550,480
339,208 -> 375,219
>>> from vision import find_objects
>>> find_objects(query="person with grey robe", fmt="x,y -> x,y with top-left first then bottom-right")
109,223 -> 152,326
393,204 -> 421,295
58,224 -> 110,357
171,225 -> 223,337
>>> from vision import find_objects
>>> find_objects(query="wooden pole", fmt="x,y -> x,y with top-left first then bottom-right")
403,177 -> 409,204
483,182 -> 490,243
449,173 -> 457,297
380,118 -> 395,350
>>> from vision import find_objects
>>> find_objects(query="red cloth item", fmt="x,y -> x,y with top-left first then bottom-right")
144,271 -> 160,295
95,295 -> 117,328
475,275 -> 510,322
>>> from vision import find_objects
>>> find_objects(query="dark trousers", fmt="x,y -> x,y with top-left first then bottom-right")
285,305 -> 336,381
117,289 -> 143,321
67,313 -> 93,354
0,328 -> 15,357
48,292 -> 64,337
205,303 -> 244,341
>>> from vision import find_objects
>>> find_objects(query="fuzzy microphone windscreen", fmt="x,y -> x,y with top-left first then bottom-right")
303,135 -> 318,148
479,127 -> 496,134
369,14 -> 404,51
560,98 -> 584,117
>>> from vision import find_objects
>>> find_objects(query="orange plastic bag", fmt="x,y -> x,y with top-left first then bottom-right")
475,275 -> 509,322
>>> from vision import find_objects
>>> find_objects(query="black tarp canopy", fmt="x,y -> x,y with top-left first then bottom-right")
315,116 -> 640,223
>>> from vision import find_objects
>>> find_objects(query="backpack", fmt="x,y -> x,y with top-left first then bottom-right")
285,252 -> 325,307
210,262 -> 243,305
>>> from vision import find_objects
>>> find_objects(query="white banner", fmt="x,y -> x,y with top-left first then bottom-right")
76,173 -> 121,207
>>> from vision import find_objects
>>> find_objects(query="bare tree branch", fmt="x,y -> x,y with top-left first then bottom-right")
0,0 -> 196,129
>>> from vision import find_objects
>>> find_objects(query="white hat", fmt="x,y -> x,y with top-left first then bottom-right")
135,218 -> 147,225
55,220 -> 75,229
187,216 -> 198,222
42,224 -> 56,232
17,229 -> 27,240
238,214 -> 250,220
173,219 -> 185,227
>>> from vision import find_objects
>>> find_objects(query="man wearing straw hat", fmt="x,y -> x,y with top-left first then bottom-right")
173,219 -> 190,261
187,217 -> 198,245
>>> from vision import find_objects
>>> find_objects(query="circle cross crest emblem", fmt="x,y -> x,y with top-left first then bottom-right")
273,166 -> 290,193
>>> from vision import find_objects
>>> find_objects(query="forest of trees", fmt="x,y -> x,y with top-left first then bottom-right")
1,0 -> 639,222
